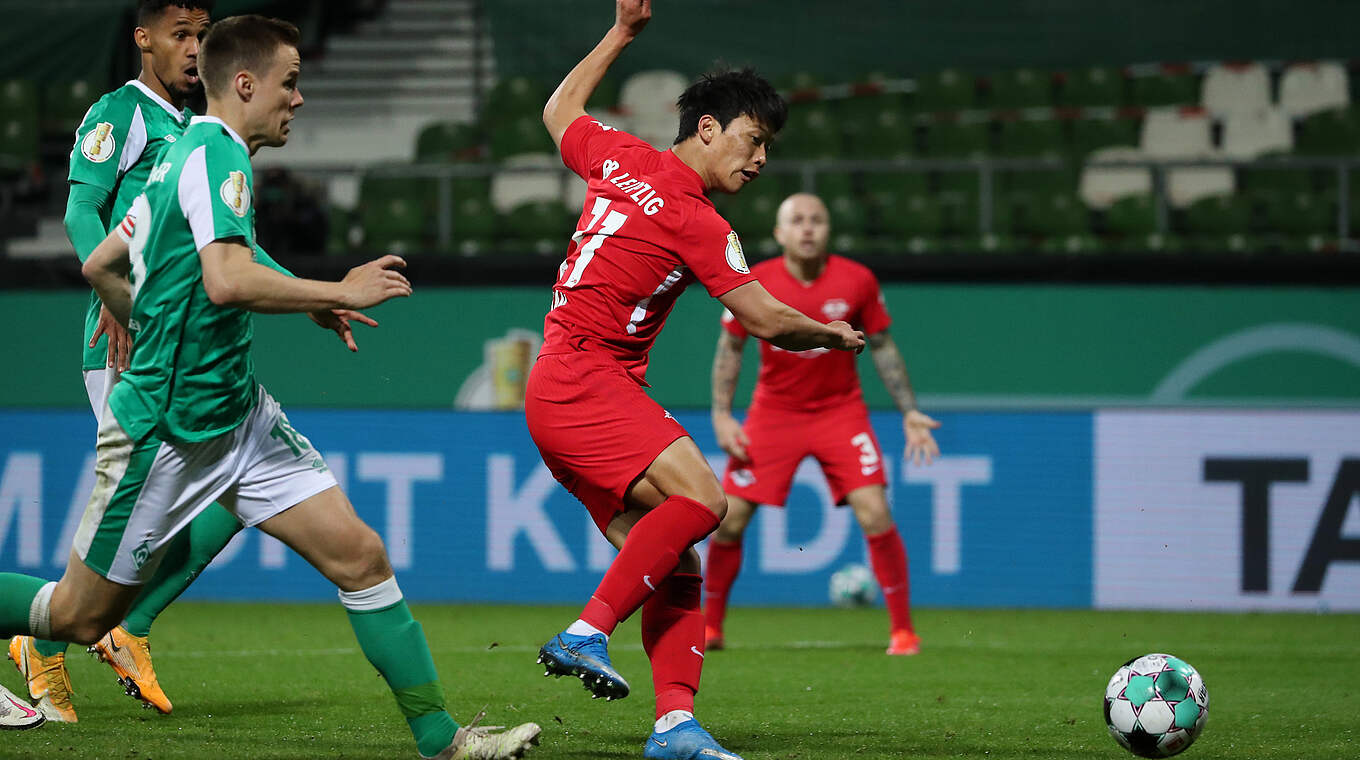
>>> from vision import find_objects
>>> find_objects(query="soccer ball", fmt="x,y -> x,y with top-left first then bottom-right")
1103,653 -> 1209,757
828,564 -> 876,607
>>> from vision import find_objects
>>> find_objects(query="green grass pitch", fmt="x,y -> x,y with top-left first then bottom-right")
2,604 -> 1356,759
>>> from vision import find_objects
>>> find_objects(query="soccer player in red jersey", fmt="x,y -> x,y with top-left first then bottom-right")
706,193 -> 942,657
527,2 -> 864,758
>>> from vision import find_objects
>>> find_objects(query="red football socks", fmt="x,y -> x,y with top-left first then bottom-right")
867,525 -> 914,632
581,495 -> 719,635
702,539 -> 743,634
642,572 -> 704,718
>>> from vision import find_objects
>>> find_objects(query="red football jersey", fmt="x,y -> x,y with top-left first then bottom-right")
541,115 -> 757,384
722,254 -> 891,412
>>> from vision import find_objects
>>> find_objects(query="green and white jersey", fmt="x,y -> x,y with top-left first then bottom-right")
109,116 -> 259,445
69,79 -> 192,370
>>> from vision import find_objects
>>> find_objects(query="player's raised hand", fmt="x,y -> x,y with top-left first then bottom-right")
904,409 -> 942,466
713,412 -> 750,462
309,308 -> 378,352
340,254 -> 411,309
826,320 -> 866,353
615,0 -> 651,38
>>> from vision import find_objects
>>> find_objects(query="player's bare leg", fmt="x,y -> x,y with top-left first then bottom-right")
703,495 -> 757,650
845,485 -> 918,655
259,487 -> 539,759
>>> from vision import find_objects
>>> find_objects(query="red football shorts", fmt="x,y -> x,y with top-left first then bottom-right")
722,402 -> 887,507
525,350 -> 689,534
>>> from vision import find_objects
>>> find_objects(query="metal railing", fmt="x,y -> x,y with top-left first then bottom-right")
281,154 -> 1360,251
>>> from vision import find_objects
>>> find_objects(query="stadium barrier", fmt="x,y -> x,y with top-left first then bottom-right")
2,408 -> 1355,611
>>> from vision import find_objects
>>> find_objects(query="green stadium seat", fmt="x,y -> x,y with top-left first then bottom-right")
359,174 -> 433,253
1259,190 -> 1335,235
778,105 -> 840,159
0,112 -> 39,172
1040,233 -> 1102,255
1182,194 -> 1251,235
839,99 -> 914,159
937,192 -> 979,235
718,189 -> 782,242
42,80 -> 95,135
1118,232 -> 1185,253
1184,233 -> 1260,255
872,193 -> 943,237
824,193 -> 868,236
1059,67 -> 1125,107
503,200 -> 572,244
808,171 -> 854,198
828,231 -> 872,255
924,120 -> 989,158
415,121 -> 483,162
780,70 -> 823,92
1129,68 -> 1199,107
586,73 -> 622,112
1001,167 -> 1076,194
489,116 -> 556,160
1069,117 -> 1141,158
862,170 -> 929,199
1005,192 -> 1088,236
1295,108 -> 1360,155
482,76 -> 549,126
913,69 -> 976,111
935,169 -> 980,196
996,118 -> 1064,157
1239,153 -> 1317,195
989,69 -> 1053,108
1105,194 -> 1158,234
0,79 -> 38,116
326,207 -> 354,255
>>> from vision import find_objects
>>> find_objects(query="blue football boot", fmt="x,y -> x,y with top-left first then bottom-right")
643,718 -> 744,760
536,631 -> 630,700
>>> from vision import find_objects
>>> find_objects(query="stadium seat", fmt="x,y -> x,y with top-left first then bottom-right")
482,76 -> 549,126
360,177 -> 431,254
619,69 -> 688,148
1118,232 -> 1185,254
415,121 -> 483,163
1004,191 -> 1088,236
0,79 -> 38,117
1104,194 -> 1158,234
42,79 -> 95,135
0,113 -> 39,172
988,68 -> 1053,108
490,154 -> 563,212
936,192 -> 979,235
838,98 -> 914,159
1141,108 -> 1232,208
1183,233 -> 1259,255
1295,108 -> 1360,155
1068,117 -> 1141,158
1040,233 -> 1102,255
1259,190 -> 1335,235
504,200 -> 573,241
1182,194 -> 1251,234
996,118 -> 1064,157
872,193 -> 942,237
1129,66 -> 1198,107
809,171 -> 854,198
914,69 -> 976,111
779,104 -> 840,159
861,170 -> 929,199
924,120 -> 989,158
824,193 -> 868,235
1221,107 -> 1293,158
1278,62 -> 1350,119
719,189 -> 782,242
1058,66 -> 1124,107
1200,62 -> 1270,118
447,194 -> 497,254
1079,146 -> 1152,209
488,117 -> 555,160
780,70 -> 823,92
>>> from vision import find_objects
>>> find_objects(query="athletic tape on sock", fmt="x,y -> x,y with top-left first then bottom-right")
28,582 -> 55,639
393,680 -> 447,719
338,575 -> 403,612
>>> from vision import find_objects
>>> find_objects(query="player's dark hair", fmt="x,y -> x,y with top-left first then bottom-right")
674,67 -> 787,145
137,0 -> 214,26
200,15 -> 300,98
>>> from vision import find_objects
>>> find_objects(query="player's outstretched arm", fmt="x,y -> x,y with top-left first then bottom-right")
200,241 -> 411,314
711,329 -> 750,460
542,0 -> 651,147
82,229 -> 134,328
719,281 -> 865,353
868,331 -> 941,465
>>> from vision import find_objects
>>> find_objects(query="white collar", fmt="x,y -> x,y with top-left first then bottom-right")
189,115 -> 248,151
126,79 -> 186,123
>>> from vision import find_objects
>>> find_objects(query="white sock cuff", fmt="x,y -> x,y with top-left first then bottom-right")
338,576 -> 403,612
29,582 -> 56,639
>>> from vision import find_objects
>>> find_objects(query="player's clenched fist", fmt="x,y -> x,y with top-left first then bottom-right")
614,0 -> 651,37
341,254 -> 412,308
826,320 -> 866,353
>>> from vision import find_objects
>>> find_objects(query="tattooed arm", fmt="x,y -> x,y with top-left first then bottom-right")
711,329 -> 751,461
868,330 -> 941,466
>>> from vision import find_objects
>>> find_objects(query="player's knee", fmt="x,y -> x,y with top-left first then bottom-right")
697,490 -> 728,522
333,525 -> 392,591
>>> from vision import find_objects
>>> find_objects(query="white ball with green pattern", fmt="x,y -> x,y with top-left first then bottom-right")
828,564 -> 877,607
1103,653 -> 1209,757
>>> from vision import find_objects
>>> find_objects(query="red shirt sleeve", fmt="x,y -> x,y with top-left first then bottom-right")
559,114 -> 653,180
720,307 -> 748,338
859,269 -> 892,335
680,208 -> 758,298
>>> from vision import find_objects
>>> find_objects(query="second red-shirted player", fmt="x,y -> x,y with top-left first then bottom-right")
527,2 -> 864,759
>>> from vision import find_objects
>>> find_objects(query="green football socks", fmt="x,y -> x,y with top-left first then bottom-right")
346,599 -> 459,757
0,573 -> 50,638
